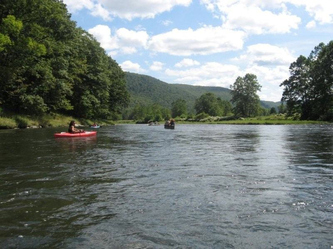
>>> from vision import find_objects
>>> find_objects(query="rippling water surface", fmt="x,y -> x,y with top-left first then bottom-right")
0,124 -> 332,248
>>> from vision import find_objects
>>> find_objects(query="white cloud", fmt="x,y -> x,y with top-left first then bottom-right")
88,25 -> 149,55
91,3 -> 112,21
175,58 -> 200,68
63,0 -> 94,12
290,0 -> 333,24
150,61 -> 164,71
245,64 -> 288,101
306,20 -> 316,29
63,0 -> 111,21
202,0 -> 333,27
64,0 -> 193,21
162,20 -> 173,26
99,0 -> 192,20
201,0 -> 283,11
116,28 -> 149,47
148,26 -> 246,56
120,47 -> 138,54
166,62 -> 241,88
120,61 -> 146,73
237,43 -> 296,66
231,43 -> 294,101
67,0 -> 333,26
88,25 -> 246,57
223,5 -> 301,34
246,64 -> 289,86
88,25 -> 117,50
201,1 -> 300,34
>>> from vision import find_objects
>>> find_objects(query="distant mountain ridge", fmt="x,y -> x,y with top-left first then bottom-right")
125,72 -> 279,113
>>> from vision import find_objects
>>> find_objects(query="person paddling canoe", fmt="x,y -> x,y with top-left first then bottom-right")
68,120 -> 84,133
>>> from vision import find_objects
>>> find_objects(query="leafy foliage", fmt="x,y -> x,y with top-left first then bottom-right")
171,99 -> 187,117
194,92 -> 232,116
127,103 -> 171,122
281,41 -> 333,120
0,0 -> 129,119
230,74 -> 262,117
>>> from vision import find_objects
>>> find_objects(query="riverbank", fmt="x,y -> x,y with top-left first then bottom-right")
0,113 -> 115,129
1,114 -> 329,129
115,115 -> 330,125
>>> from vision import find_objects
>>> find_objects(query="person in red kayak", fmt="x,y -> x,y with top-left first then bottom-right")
68,121 -> 84,133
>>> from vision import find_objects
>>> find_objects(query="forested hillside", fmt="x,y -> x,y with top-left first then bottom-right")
125,72 -> 279,113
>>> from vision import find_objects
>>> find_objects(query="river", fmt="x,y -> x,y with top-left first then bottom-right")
0,124 -> 332,248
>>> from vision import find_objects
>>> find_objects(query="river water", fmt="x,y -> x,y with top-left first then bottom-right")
0,124 -> 332,248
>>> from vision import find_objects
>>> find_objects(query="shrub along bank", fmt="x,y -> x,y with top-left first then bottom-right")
0,114 -> 114,129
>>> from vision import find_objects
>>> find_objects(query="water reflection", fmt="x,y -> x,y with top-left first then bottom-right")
55,136 -> 97,153
284,125 -> 333,169
231,126 -> 260,153
280,125 -> 333,245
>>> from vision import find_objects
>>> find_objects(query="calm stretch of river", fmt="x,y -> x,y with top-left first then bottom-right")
0,124 -> 332,248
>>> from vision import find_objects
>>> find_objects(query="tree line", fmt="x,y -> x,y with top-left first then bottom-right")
124,73 -> 278,122
280,41 -> 333,121
0,0 -> 129,119
125,39 -> 333,122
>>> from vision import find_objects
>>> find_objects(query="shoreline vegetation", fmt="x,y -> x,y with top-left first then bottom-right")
114,115 -> 329,126
0,114 -> 329,130
0,114 -> 115,129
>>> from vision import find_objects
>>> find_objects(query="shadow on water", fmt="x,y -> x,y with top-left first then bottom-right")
278,125 -> 333,246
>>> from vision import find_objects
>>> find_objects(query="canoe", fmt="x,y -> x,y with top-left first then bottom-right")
90,125 -> 100,129
54,131 -> 97,138
164,124 -> 175,129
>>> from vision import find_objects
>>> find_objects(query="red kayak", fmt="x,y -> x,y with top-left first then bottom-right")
54,131 -> 97,138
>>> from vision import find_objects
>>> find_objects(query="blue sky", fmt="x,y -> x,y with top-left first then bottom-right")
63,0 -> 333,102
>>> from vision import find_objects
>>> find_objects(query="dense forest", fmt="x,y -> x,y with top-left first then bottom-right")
0,0 -> 129,119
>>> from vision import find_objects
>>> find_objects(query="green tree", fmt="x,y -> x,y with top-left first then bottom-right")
128,103 -> 170,122
195,92 -> 222,116
0,0 -> 75,114
69,30 -> 128,119
280,55 -> 312,118
270,107 -> 277,114
280,41 -> 333,120
0,0 -> 129,118
230,74 -> 262,117
217,98 -> 233,116
310,41 -> 333,120
171,99 -> 187,117
129,104 -> 146,121
278,103 -> 286,114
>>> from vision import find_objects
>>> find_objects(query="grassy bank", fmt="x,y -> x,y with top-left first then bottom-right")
2,114 -> 328,129
179,115 -> 329,125
115,115 -> 330,125
0,113 -> 115,129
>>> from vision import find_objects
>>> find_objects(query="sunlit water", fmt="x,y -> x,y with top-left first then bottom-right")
0,124 -> 332,248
